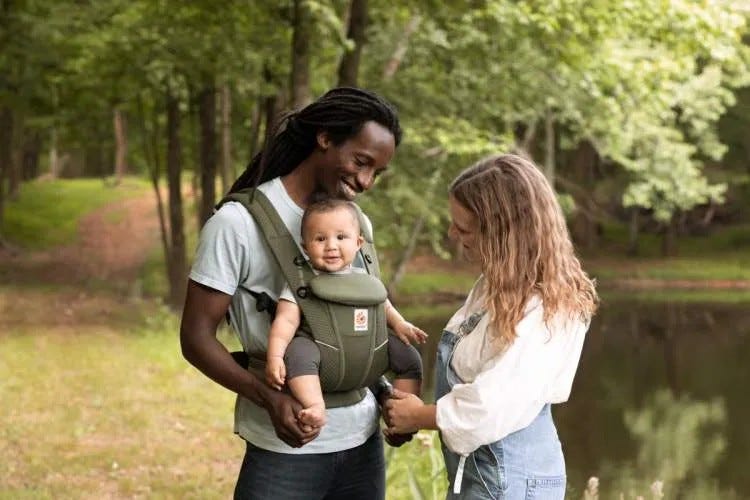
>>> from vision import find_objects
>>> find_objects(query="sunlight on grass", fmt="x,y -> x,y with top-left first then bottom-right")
0,309 -> 242,499
3,177 -> 150,249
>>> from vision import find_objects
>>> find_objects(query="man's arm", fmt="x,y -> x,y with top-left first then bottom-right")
179,280 -> 319,447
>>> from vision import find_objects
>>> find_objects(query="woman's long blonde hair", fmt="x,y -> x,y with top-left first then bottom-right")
449,153 -> 598,345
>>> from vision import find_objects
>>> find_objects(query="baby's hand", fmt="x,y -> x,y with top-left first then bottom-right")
265,356 -> 286,390
393,320 -> 428,345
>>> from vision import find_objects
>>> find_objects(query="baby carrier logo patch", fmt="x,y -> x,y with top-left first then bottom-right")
354,309 -> 368,331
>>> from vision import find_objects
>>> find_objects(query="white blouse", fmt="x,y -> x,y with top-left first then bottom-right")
435,278 -> 589,455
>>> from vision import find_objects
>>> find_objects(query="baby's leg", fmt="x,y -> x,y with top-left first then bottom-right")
284,336 -> 326,427
383,334 -> 423,445
387,333 -> 423,396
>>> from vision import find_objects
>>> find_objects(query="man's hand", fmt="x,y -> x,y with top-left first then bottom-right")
392,320 -> 428,345
382,427 -> 415,447
264,388 -> 320,447
265,356 -> 286,390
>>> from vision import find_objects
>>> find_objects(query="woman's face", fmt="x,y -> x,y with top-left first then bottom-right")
316,121 -> 396,201
448,195 -> 480,262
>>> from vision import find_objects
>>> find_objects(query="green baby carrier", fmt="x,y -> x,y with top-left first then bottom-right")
220,188 -> 390,408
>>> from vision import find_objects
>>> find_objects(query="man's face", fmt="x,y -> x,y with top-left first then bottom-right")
302,207 -> 364,273
316,121 -> 396,201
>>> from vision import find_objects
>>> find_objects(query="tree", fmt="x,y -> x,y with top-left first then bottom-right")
337,0 -> 368,87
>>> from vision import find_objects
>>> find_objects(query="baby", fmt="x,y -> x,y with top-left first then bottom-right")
266,198 -> 426,427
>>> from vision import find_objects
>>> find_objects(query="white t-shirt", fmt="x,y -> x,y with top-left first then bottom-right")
189,177 -> 379,454
435,276 -> 589,455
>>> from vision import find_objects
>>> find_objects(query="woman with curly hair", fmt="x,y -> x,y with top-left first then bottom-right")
384,153 -> 598,499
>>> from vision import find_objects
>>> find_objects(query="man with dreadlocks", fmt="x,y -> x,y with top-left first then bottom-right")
180,87 -> 405,499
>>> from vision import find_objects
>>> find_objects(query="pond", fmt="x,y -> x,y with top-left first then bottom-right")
406,296 -> 750,498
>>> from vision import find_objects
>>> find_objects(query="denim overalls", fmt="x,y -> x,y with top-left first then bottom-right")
435,313 -> 567,499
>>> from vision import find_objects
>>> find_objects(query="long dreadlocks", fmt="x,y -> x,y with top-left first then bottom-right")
229,87 -> 402,194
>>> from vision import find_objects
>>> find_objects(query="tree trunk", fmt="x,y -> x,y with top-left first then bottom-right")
220,83 -> 233,195
198,82 -> 217,227
543,111 -> 555,185
627,209 -> 639,256
0,106 -> 11,233
248,96 -> 263,161
569,140 -> 598,250
661,216 -> 678,257
136,91 -> 171,303
387,215 -> 425,298
513,120 -> 537,155
7,112 -> 21,200
290,0 -> 312,108
49,128 -> 60,179
387,154 -> 444,296
337,0 -> 368,87
21,129 -> 41,180
382,15 -> 421,80
166,90 -> 187,310
264,91 -> 282,144
113,107 -> 128,184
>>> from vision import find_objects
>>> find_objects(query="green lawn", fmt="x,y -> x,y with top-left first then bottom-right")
2,177 -> 150,249
0,295 -> 446,499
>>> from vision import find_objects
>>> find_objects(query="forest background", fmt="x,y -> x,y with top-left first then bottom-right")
2,1 -> 750,499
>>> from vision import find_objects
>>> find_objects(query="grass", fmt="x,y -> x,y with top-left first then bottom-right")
391,272 -> 477,297
0,295 -> 446,500
0,303 -> 240,499
587,254 -> 750,282
584,222 -> 750,283
599,288 -> 750,304
2,177 -> 150,250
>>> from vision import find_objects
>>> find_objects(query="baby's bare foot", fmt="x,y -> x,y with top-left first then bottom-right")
299,404 -> 327,427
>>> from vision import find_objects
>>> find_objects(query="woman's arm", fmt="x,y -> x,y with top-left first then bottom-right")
180,280 -> 319,447
435,315 -> 588,455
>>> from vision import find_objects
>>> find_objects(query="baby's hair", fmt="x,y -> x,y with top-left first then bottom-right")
301,198 -> 361,240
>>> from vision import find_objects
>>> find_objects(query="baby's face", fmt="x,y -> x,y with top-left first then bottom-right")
302,208 -> 363,273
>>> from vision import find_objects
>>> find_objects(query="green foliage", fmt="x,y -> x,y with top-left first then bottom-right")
360,0 -> 750,247
3,177 -> 149,249
4,0 -> 750,259
386,431 -> 448,500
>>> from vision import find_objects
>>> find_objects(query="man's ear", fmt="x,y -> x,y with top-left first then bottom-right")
316,131 -> 331,151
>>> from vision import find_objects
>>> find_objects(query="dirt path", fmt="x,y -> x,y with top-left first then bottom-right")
0,192 -> 163,330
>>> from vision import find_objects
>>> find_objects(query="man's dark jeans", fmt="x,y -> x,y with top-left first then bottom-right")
234,431 -> 385,500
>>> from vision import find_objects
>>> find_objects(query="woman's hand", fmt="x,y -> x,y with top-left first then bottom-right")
383,389 -> 427,434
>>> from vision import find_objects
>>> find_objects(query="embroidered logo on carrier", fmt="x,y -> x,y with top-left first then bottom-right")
354,309 -> 368,331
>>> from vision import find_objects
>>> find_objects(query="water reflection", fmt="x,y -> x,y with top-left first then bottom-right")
406,298 -> 750,498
